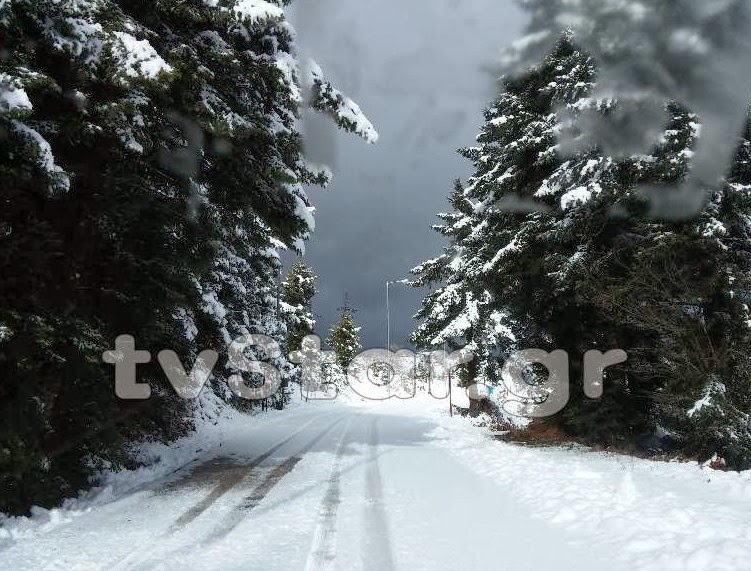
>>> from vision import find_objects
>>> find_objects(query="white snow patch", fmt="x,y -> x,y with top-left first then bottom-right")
561,184 -> 601,210
0,74 -> 32,114
233,0 -> 284,23
306,59 -> 379,144
0,392 -> 303,544
489,115 -> 511,127
483,234 -> 521,272
423,402 -> 751,571
174,307 -> 199,342
687,380 -> 726,418
11,121 -> 70,192
294,194 -> 316,233
113,32 -> 172,78
337,96 -> 379,143
702,217 -> 726,238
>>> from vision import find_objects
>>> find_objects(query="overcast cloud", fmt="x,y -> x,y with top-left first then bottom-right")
287,0 -> 528,348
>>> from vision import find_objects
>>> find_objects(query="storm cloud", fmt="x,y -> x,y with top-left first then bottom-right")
287,0 -> 527,348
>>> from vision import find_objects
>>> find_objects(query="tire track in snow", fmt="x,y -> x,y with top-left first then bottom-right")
303,416 -> 353,571
362,417 -> 395,571
202,417 -> 344,543
168,416 -> 325,532
110,414 -> 328,570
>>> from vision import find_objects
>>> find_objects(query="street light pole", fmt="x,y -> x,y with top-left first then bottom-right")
448,368 -> 453,417
386,280 -> 391,352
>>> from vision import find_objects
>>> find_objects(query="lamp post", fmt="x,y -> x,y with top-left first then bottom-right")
448,367 -> 453,417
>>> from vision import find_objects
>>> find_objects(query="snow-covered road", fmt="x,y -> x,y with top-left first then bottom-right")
2,398 -> 750,570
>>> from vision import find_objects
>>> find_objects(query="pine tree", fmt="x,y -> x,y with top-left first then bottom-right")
516,0 -> 751,220
412,35 -> 593,391
583,115 -> 751,466
281,261 -> 317,354
413,31 -> 751,464
1,0 -> 201,514
0,0 -> 376,514
327,311 -> 362,370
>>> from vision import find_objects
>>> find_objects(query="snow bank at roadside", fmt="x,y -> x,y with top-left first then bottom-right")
407,399 -> 751,571
0,390 -> 302,545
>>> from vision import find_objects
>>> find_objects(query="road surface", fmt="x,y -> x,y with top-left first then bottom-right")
0,403 -> 620,570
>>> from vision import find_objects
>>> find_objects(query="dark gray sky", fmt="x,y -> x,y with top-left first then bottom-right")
287,0 -> 527,348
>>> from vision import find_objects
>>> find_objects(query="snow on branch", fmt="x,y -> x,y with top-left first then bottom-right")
306,60 -> 379,144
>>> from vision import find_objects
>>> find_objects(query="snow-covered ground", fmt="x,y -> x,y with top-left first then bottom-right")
1,393 -> 750,570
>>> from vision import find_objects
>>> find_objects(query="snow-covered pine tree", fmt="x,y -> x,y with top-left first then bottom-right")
1,0 -> 203,515
511,7 -> 751,461
120,1 -> 377,409
411,182 -> 481,387
413,30 -> 751,464
0,0 -> 376,514
584,113 -> 751,466
514,1 -> 751,213
327,310 -> 362,370
281,260 -> 316,355
412,35 -> 593,393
